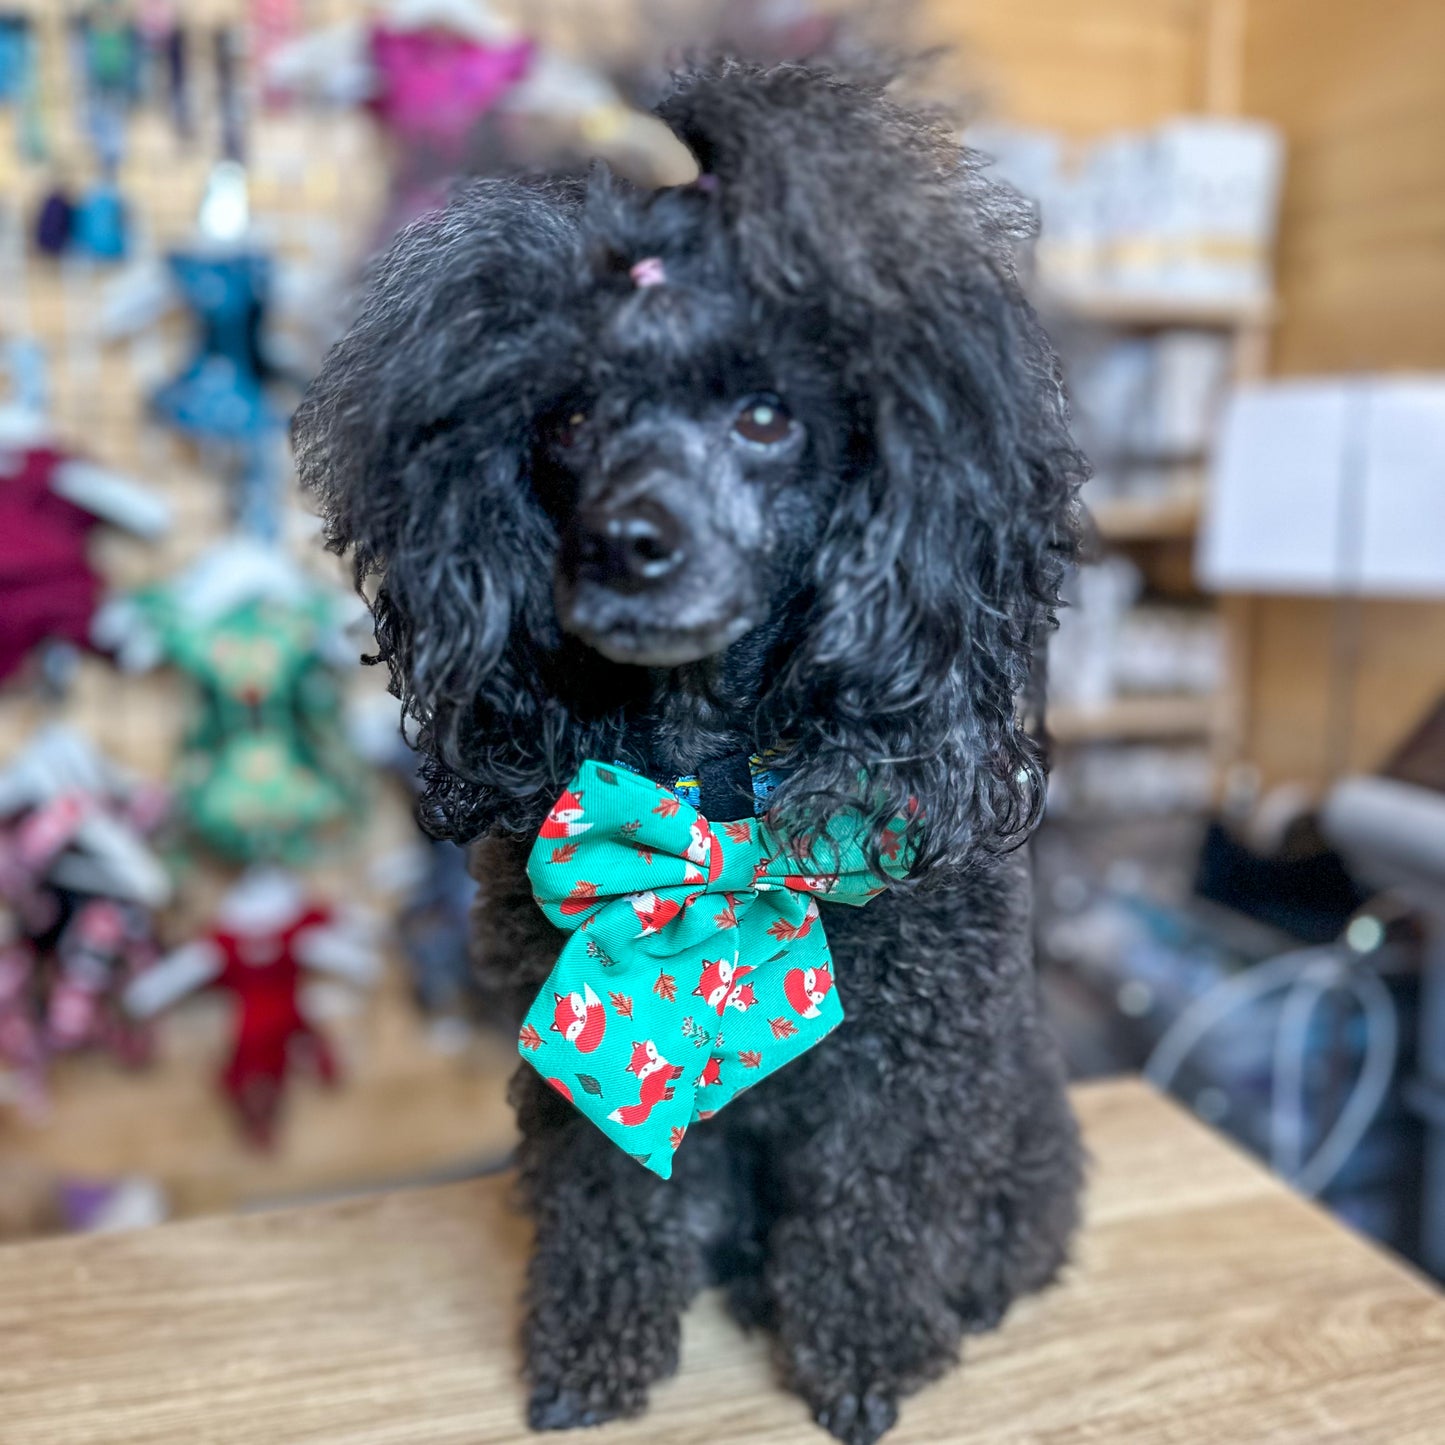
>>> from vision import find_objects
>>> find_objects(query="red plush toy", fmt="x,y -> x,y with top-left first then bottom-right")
127,869 -> 378,1145
210,901 -> 340,1142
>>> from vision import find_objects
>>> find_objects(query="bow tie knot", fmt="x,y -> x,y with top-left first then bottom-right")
518,761 -> 907,1177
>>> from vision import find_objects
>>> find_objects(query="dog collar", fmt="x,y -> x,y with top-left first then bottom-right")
655,750 -> 782,820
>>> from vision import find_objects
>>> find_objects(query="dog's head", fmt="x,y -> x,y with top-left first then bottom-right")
537,183 -> 851,671
294,61 -> 1083,871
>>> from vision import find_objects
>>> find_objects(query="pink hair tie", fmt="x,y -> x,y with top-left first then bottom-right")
629,256 -> 667,288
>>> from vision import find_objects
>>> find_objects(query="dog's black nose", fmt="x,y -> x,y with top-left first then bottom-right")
571,500 -> 685,593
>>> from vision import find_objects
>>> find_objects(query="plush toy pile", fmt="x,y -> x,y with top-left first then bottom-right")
0,729 -> 171,1115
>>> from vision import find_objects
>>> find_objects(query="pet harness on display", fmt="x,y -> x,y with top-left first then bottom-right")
119,588 -> 362,863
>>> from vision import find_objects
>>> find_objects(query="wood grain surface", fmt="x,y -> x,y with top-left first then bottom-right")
3,1079 -> 1442,1444
1232,0 -> 1445,790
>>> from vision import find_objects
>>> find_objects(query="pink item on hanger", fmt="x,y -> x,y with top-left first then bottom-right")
368,25 -> 533,145
49,899 -> 155,1060
0,931 -> 46,1115
251,0 -> 301,109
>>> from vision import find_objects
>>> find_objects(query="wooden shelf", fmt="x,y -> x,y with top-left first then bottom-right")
1041,289 -> 1277,329
1093,490 -> 1203,542
1051,694 -> 1217,744
0,965 -> 519,1220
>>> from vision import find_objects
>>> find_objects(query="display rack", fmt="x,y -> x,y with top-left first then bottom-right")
0,0 -> 524,1211
1092,477 -> 1203,544
1040,289 -> 1277,332
1048,292 -> 1276,762
1050,691 -> 1219,746
0,969 -> 519,1218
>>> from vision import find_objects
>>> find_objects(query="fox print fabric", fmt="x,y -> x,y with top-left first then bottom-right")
519,761 -> 909,1177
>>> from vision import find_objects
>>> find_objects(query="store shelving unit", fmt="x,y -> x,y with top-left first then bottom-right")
1092,483 -> 1203,544
1050,692 -> 1219,745
1046,291 -> 1276,759
1039,290 -> 1277,332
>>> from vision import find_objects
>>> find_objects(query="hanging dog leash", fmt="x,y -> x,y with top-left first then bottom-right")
518,760 -> 911,1177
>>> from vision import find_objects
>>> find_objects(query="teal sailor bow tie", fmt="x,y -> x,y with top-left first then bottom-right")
518,760 -> 909,1177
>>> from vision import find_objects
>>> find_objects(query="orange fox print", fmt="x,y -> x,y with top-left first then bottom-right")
630,890 -> 682,936
783,963 -> 833,1019
781,872 -> 832,894
550,982 -> 607,1052
694,956 -> 757,1017
559,880 -> 601,915
683,818 -> 725,885
607,1040 -> 685,1127
539,788 -> 591,839
774,896 -> 821,942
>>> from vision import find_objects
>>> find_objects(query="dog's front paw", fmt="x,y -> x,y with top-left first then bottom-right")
527,1380 -> 641,1432
813,1387 -> 899,1445
524,1296 -> 678,1432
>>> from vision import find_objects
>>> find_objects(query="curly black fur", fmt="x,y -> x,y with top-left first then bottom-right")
296,59 -> 1085,1445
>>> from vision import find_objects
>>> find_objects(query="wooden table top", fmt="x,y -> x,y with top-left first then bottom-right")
3,1079 -> 1443,1445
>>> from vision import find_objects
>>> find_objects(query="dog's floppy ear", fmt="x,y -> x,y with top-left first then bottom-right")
663,64 -> 1084,872
292,177 -> 587,840
782,267 -> 1084,874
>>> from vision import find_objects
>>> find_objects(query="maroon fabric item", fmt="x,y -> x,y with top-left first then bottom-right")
0,447 -> 104,683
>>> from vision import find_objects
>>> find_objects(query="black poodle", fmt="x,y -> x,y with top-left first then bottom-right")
295,60 -> 1085,1445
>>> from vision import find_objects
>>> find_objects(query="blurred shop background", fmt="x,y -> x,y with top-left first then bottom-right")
1,0 -> 1443,1282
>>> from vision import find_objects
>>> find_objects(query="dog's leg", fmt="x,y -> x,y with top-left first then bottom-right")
765,1107 -> 961,1445
948,1051 -> 1081,1336
762,1046 -> 1079,1445
514,1068 -> 706,1430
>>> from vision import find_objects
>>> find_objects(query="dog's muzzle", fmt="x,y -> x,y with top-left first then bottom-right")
554,482 -> 757,668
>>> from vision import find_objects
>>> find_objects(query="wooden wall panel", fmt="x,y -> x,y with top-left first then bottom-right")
1236,0 -> 1445,789
1245,0 -> 1445,374
1236,596 -> 1445,787
922,0 -> 1210,134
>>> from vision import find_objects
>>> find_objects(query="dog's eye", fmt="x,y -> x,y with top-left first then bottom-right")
553,411 -> 587,450
733,397 -> 794,447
